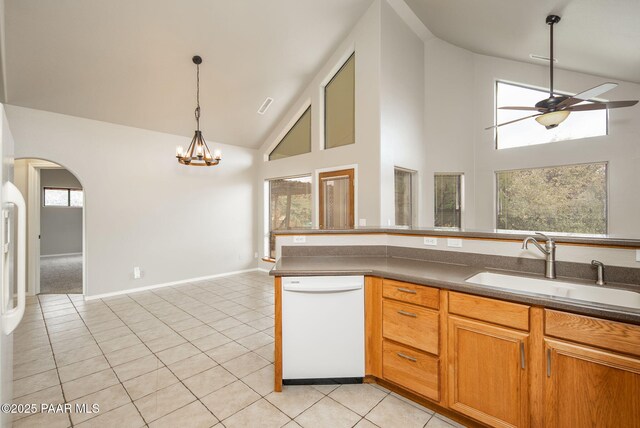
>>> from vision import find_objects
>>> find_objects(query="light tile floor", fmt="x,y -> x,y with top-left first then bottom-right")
12,271 -> 465,428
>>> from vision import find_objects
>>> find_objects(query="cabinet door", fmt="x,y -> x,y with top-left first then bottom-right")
545,339 -> 640,427
448,316 -> 529,428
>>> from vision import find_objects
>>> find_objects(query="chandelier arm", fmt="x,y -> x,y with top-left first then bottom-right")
185,133 -> 198,160
199,134 -> 214,160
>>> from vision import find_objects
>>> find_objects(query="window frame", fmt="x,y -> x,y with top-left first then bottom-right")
394,167 -> 417,227
42,187 -> 83,208
434,173 -> 464,229
267,105 -> 312,161
265,174 -> 313,258
494,80 -> 609,150
494,162 -> 609,235
323,53 -> 355,150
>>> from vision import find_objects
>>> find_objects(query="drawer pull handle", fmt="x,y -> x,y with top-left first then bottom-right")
397,310 -> 417,318
397,352 -> 417,362
520,342 -> 525,369
397,287 -> 417,294
546,349 -> 551,377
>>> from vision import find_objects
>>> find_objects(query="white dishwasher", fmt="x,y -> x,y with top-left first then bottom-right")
282,275 -> 364,384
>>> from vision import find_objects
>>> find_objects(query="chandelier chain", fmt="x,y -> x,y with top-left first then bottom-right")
195,62 -> 201,129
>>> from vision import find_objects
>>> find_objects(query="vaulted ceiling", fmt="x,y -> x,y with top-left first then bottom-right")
2,0 -> 638,150
2,0 -> 373,148
405,0 -> 640,84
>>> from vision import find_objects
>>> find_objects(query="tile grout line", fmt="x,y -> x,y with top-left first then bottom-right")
139,278 -> 285,425
68,294 -> 148,427
36,294 -> 74,428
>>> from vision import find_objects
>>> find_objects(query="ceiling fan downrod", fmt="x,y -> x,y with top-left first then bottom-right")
546,15 -> 561,98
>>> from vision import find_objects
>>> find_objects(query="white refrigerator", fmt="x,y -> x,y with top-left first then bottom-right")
0,104 -> 27,428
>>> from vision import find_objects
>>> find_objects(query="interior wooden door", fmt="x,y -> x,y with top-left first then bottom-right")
448,316 -> 529,428
545,339 -> 640,427
318,168 -> 354,229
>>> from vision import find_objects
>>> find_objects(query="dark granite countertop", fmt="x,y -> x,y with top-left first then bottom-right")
270,256 -> 640,325
272,227 -> 640,248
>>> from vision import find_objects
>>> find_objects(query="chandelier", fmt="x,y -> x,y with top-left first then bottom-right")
176,55 -> 222,166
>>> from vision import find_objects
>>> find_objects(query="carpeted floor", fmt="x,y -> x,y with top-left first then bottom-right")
40,254 -> 83,294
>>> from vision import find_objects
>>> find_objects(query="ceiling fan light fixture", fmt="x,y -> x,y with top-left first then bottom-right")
535,110 -> 570,129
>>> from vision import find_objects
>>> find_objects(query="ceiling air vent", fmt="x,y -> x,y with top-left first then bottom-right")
257,97 -> 274,115
529,53 -> 557,63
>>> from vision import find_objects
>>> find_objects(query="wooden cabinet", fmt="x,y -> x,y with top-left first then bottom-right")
544,339 -> 640,427
448,315 -> 529,428
383,299 -> 439,354
544,310 -> 640,427
383,339 -> 440,401
380,279 -> 441,402
361,277 -> 640,428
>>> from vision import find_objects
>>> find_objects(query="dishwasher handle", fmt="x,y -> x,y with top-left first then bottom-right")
283,282 -> 363,293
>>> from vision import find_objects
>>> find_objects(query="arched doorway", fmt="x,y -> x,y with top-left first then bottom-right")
14,158 -> 86,295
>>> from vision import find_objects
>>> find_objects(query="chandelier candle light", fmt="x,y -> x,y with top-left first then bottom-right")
176,55 -> 222,166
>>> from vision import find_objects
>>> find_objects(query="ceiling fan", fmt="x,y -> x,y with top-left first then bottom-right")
487,14 -> 638,130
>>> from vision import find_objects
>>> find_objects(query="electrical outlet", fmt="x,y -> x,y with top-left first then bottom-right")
254,252 -> 258,259
636,250 -> 640,262
447,238 -> 463,248
358,218 -> 367,226
293,236 -> 306,244
133,266 -> 141,279
424,237 -> 438,246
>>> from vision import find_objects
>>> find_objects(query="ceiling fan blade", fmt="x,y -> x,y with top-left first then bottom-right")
567,100 -> 638,111
498,106 -> 545,111
556,82 -> 618,109
485,113 -> 542,130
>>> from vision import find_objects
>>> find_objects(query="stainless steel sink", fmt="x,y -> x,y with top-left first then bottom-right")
465,272 -> 640,310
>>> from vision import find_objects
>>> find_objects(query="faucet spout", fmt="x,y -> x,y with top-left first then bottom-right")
522,237 -> 549,255
522,233 -> 556,279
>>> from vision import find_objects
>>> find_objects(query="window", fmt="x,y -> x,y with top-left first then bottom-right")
268,175 -> 312,258
325,54 -> 355,149
43,187 -> 83,207
496,163 -> 607,234
269,107 -> 311,160
395,168 -> 415,227
434,174 -> 462,228
319,169 -> 355,229
496,81 -> 607,149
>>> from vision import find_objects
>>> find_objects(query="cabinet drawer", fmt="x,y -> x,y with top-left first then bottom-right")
449,292 -> 530,331
383,299 -> 439,355
382,279 -> 439,309
545,309 -> 640,357
383,339 -> 439,401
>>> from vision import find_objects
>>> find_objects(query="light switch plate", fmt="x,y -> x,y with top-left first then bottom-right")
293,236 -> 306,244
636,250 -> 640,262
447,238 -> 463,248
424,237 -> 438,246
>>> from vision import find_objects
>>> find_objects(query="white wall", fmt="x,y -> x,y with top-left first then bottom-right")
471,54 -> 640,237
257,0 -> 383,265
424,38 -> 475,227
423,38 -> 640,238
40,168 -> 83,255
6,105 -> 259,297
379,0 -> 425,226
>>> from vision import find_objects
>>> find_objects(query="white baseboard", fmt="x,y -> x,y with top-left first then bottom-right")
41,252 -> 82,258
84,268 -> 263,301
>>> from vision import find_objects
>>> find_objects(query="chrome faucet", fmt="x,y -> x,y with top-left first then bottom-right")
522,232 -> 556,279
591,260 -> 606,286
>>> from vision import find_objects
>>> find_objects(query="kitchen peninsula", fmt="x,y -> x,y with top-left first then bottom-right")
270,228 -> 640,428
